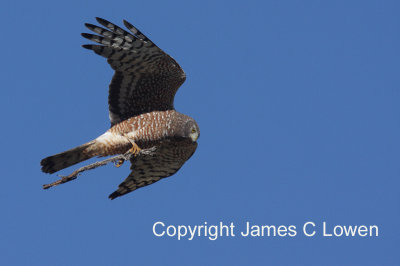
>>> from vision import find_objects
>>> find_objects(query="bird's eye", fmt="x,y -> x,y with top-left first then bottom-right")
191,128 -> 196,133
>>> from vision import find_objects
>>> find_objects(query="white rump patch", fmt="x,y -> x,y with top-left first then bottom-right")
96,132 -> 128,145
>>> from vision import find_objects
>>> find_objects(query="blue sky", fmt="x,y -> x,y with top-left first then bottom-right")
1,0 -> 399,265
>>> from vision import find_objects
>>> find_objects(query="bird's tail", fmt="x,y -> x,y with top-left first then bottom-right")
41,140 -> 99,174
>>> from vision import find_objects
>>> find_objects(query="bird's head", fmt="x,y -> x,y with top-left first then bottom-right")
183,119 -> 200,142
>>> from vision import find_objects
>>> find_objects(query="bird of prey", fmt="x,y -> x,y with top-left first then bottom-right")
40,18 -> 200,199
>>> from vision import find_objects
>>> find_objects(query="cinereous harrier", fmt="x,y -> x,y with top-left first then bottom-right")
41,18 -> 200,199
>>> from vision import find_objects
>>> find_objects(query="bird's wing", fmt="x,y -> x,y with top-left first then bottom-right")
82,18 -> 186,126
109,141 -> 197,199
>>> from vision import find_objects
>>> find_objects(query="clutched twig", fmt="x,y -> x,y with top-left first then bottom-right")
42,147 -> 156,190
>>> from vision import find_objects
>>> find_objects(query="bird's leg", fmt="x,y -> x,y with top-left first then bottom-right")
115,160 -> 124,167
115,137 -> 142,168
126,137 -> 142,155
128,142 -> 139,154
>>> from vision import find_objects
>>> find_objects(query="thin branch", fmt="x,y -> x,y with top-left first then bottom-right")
42,147 -> 156,190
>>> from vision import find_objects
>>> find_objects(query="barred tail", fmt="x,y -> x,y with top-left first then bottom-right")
41,141 -> 98,174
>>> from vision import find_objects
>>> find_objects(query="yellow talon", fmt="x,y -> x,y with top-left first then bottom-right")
129,142 -> 141,156
115,142 -> 140,168
115,137 -> 141,168
115,159 -> 124,167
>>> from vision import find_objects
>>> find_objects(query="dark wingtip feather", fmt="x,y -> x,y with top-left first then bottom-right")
122,19 -> 133,28
123,19 -> 137,34
122,19 -> 149,42
108,191 -> 121,200
96,17 -> 110,26
82,44 -> 95,50
81,33 -> 91,39
85,23 -> 96,30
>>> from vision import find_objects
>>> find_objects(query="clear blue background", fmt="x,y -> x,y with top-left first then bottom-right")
1,0 -> 399,265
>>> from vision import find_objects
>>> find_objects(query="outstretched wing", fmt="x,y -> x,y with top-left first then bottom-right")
109,141 -> 197,200
82,18 -> 186,126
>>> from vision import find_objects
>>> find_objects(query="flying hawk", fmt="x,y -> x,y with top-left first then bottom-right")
41,18 -> 200,199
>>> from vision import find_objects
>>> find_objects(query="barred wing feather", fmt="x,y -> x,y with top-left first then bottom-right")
82,17 -> 186,126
